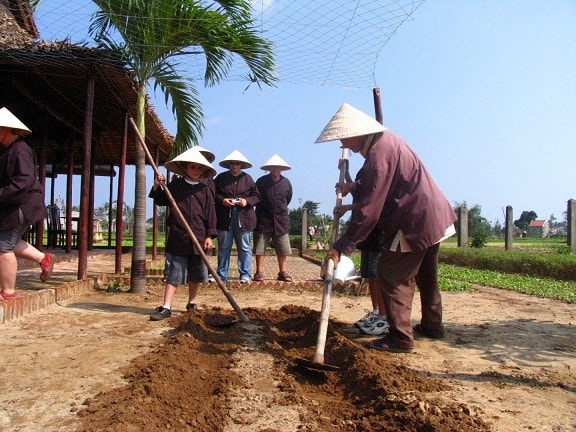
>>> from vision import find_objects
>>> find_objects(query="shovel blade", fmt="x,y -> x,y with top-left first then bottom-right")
295,357 -> 339,372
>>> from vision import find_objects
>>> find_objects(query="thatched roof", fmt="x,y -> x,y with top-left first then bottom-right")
0,7 -> 174,167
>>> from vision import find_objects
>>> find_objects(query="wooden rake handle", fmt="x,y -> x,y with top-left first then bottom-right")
128,117 -> 249,322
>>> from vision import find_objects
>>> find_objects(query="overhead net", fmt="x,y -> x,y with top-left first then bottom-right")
33,0 -> 424,90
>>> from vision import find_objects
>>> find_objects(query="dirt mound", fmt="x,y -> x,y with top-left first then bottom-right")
76,306 -> 490,432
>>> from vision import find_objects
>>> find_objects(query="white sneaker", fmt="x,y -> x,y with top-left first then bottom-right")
359,316 -> 390,336
354,310 -> 379,328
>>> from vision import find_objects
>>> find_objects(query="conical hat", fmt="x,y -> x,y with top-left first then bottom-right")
0,107 -> 32,136
315,103 -> 386,143
260,154 -> 291,171
165,147 -> 216,178
219,150 -> 252,169
194,145 -> 216,163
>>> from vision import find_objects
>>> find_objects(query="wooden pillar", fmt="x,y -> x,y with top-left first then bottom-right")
115,113 -> 128,274
37,117 -> 48,250
457,205 -> 468,247
65,138 -> 74,253
568,199 -> 576,254
505,205 -> 514,250
107,164 -> 114,248
373,88 -> 383,124
78,72 -> 94,279
301,207 -> 308,256
88,147 -> 96,250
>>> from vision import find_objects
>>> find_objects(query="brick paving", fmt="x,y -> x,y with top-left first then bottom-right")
2,249 -> 326,323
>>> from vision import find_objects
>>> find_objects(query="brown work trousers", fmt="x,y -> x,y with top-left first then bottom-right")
377,243 -> 443,349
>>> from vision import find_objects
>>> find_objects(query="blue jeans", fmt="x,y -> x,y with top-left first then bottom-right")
217,211 -> 252,282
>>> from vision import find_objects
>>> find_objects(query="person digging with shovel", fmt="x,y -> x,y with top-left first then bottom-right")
316,103 -> 457,353
148,147 -> 217,321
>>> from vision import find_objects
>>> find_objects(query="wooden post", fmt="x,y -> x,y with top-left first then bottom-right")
457,205 -> 468,247
373,88 -> 383,124
78,72 -> 94,280
505,205 -> 514,250
65,138 -> 74,253
115,113 -> 128,274
301,207 -> 308,256
568,199 -> 576,254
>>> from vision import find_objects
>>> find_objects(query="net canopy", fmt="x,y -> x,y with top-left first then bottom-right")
34,0 -> 424,90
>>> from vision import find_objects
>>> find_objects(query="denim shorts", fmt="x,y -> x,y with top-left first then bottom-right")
360,249 -> 381,280
0,209 -> 29,253
164,252 -> 208,285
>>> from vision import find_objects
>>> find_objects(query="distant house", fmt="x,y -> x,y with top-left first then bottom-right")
526,220 -> 549,237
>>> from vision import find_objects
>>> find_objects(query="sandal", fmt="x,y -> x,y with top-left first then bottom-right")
277,271 -> 293,282
0,291 -> 17,301
413,324 -> 445,339
40,252 -> 54,282
253,272 -> 264,282
364,336 -> 413,353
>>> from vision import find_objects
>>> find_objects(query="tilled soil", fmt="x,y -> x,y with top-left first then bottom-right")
75,305 -> 491,432
1,259 -> 575,432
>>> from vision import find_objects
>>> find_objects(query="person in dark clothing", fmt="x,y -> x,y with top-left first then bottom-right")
148,147 -> 217,321
214,150 -> 260,284
253,154 -> 293,282
316,103 -> 457,353
0,107 -> 54,301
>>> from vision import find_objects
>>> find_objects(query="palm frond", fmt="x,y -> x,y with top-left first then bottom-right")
150,59 -> 204,153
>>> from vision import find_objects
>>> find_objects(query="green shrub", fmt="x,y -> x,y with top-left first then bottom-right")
440,247 -> 576,281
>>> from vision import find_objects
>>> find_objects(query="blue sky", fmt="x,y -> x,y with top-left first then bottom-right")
38,1 -> 576,226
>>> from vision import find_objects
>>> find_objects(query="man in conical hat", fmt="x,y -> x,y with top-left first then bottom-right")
0,108 -> 55,301
148,147 -> 217,320
253,154 -> 293,282
316,103 -> 457,353
214,150 -> 260,284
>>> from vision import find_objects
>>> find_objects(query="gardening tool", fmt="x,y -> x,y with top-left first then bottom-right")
295,148 -> 350,371
129,117 -> 249,323
295,258 -> 339,371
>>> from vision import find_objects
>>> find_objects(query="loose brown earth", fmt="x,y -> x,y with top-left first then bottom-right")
0,253 -> 575,431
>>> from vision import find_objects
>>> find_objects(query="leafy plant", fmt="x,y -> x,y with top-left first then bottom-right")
440,264 -> 576,302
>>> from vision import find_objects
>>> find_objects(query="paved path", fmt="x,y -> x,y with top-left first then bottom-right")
3,250 -> 327,323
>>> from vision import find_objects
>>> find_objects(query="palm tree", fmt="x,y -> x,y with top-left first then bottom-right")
89,0 -> 276,293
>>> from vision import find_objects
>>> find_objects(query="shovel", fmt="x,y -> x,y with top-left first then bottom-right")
295,148 -> 350,371
129,117 -> 249,324
295,258 -> 339,371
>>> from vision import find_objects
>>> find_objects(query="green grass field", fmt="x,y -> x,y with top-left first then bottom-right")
314,237 -> 575,303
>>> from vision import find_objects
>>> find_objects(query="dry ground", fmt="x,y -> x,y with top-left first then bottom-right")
0,254 -> 575,431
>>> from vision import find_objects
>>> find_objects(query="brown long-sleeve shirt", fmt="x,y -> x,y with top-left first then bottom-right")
332,130 -> 457,256
149,177 -> 216,256
214,171 -> 260,231
0,138 -> 46,230
255,173 -> 292,236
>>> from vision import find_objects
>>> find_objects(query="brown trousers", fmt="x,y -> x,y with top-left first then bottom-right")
377,243 -> 443,348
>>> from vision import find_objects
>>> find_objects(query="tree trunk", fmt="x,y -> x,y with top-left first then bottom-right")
130,89 -> 148,293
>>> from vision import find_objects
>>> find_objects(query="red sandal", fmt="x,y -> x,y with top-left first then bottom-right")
0,291 -> 17,301
39,253 -> 54,282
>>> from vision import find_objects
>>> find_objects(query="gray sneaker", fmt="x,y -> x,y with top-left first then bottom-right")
150,306 -> 171,321
359,316 -> 390,336
354,310 -> 379,328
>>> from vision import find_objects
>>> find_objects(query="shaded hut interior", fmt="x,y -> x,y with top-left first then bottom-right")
1,1 -> 174,277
